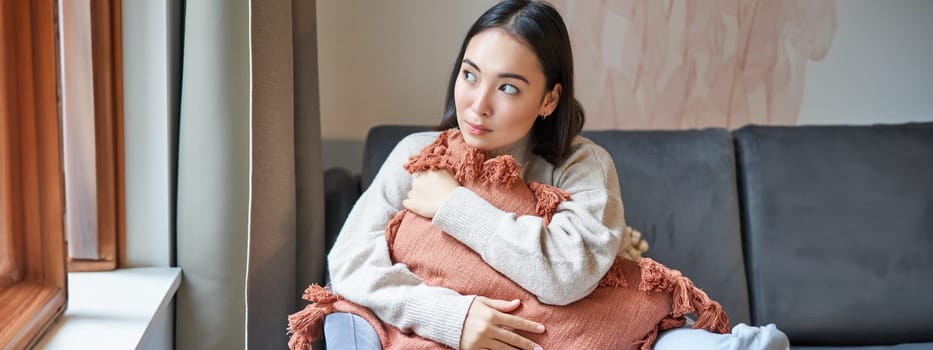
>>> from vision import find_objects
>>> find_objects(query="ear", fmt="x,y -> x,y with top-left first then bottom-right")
539,83 -> 562,116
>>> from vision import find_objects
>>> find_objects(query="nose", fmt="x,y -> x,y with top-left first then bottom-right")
471,87 -> 493,117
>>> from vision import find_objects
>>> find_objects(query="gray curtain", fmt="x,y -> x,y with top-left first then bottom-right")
291,0 -> 326,304
175,0 -> 323,349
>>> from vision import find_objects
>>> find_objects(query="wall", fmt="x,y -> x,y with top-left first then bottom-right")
317,0 -> 496,172
123,1 -> 182,349
123,0 -> 179,268
318,0 -> 933,172
798,0 -> 933,125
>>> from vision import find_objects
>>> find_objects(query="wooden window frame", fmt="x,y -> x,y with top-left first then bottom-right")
0,0 -> 68,347
62,0 -> 124,272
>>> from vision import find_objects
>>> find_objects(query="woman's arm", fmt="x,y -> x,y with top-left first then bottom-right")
432,138 -> 627,306
327,132 -> 475,348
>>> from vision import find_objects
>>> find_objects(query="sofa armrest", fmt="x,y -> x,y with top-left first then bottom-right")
324,167 -> 361,258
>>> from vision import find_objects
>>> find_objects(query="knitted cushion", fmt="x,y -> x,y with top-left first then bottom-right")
289,130 -> 729,350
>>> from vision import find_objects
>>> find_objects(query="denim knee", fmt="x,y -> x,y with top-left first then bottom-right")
654,323 -> 789,350
323,312 -> 382,350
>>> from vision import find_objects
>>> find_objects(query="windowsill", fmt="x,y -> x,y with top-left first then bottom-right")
34,267 -> 182,349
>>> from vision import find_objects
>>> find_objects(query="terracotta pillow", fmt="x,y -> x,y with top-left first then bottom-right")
288,130 -> 729,350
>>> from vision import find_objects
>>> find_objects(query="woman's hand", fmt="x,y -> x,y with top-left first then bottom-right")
460,297 -> 545,350
403,170 -> 460,218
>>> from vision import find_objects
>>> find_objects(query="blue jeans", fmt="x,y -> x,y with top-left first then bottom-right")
324,313 -> 382,350
655,323 -> 789,350
323,312 -> 789,350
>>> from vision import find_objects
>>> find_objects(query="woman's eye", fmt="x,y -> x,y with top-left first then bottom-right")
463,70 -> 477,82
500,84 -> 519,95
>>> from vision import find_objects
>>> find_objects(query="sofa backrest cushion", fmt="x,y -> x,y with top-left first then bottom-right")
585,129 -> 751,325
361,125 -> 432,190
734,123 -> 933,345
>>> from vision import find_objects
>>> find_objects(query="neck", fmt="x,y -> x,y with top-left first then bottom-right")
485,133 -> 533,166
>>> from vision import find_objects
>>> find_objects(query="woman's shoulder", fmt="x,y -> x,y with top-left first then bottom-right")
535,135 -> 617,188
394,130 -> 443,154
559,135 -> 614,169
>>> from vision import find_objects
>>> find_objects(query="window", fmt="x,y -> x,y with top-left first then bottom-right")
1,0 -> 124,346
0,0 -> 68,347
59,0 -> 124,272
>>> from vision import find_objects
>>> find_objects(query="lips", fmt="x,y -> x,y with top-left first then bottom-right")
465,121 -> 491,135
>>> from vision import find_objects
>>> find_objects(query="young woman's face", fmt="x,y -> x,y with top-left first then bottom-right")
454,28 -> 560,150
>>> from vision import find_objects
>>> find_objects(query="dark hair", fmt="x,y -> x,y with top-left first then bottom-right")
437,0 -> 584,165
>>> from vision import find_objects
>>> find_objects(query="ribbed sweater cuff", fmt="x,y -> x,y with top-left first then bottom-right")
407,293 -> 475,349
433,187 -> 502,254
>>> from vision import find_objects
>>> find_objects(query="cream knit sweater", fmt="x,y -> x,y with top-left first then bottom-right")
327,131 -> 642,348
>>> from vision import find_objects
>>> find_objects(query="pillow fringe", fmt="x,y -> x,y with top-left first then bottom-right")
638,258 -> 730,334
287,284 -> 341,349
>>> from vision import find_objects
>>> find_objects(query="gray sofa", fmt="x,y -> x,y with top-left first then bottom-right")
322,123 -> 933,349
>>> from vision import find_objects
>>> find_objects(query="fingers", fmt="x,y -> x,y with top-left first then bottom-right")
410,170 -> 459,191
491,328 -> 541,350
478,297 -> 521,312
467,297 -> 544,350
476,297 -> 545,334
498,312 -> 546,334
402,181 -> 431,216
404,171 -> 455,218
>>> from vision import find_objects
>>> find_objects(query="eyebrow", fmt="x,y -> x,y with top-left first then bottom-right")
463,59 -> 530,85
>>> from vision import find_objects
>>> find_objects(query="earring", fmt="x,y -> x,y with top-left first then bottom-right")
539,115 -> 547,120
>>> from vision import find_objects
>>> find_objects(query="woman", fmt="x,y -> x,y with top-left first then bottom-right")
325,1 -> 788,349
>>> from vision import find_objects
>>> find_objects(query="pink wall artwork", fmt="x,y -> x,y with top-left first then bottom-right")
550,0 -> 837,130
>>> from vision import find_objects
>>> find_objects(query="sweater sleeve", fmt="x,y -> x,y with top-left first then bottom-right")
327,133 -> 475,349
432,139 -> 626,306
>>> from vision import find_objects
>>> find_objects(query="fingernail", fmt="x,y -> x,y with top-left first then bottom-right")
536,324 -> 545,332
534,346 -> 543,350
